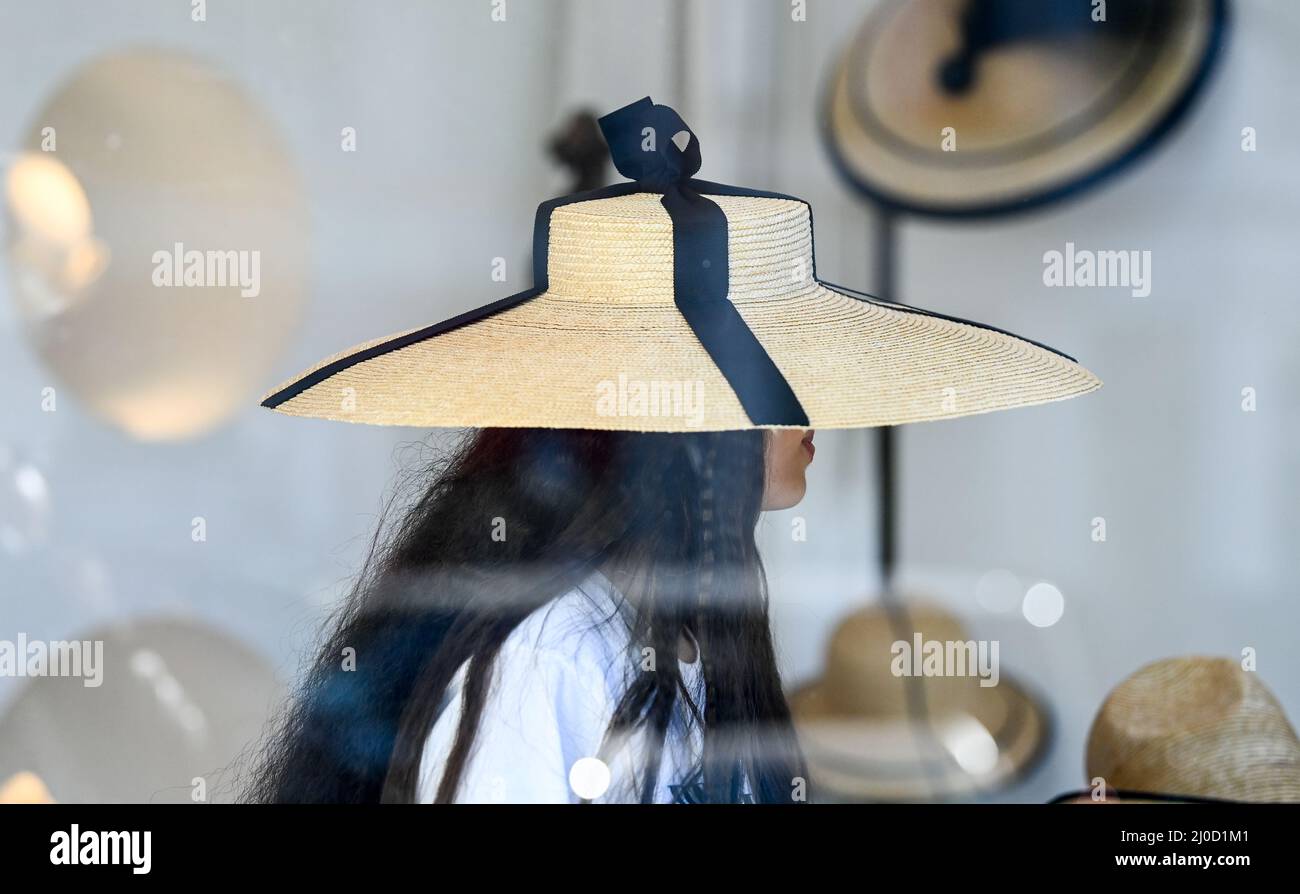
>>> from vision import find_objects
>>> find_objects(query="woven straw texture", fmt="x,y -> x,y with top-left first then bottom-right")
1087,656 -> 1300,803
264,193 -> 1100,430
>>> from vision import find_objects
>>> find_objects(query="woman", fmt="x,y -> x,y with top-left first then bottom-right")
247,96 -> 1097,805
249,426 -> 815,804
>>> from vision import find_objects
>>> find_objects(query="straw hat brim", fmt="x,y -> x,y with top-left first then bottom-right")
262,283 -> 1100,431
789,673 -> 1048,801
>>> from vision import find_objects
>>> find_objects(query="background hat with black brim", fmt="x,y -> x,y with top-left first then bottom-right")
822,0 -> 1229,218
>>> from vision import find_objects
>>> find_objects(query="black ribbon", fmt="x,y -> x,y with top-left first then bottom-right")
263,97 -> 1075,418
597,97 -> 809,426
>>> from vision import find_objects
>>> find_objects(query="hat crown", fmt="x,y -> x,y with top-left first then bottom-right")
821,602 -> 999,720
1086,656 -> 1300,801
544,192 -> 818,306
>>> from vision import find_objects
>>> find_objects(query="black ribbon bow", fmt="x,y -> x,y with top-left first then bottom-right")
600,97 -> 702,187
597,97 -> 809,427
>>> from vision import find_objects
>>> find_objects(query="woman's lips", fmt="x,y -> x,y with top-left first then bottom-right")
801,430 -> 815,461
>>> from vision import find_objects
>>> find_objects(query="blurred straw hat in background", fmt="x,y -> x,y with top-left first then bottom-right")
789,601 -> 1047,801
1086,656 -> 1300,803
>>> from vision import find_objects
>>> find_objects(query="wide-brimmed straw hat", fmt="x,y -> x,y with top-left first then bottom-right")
262,96 -> 1099,431
823,0 -> 1227,217
789,601 -> 1047,801
1085,656 -> 1300,803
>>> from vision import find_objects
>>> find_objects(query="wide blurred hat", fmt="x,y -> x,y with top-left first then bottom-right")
0,617 -> 281,803
262,96 -> 1098,431
790,601 -> 1046,801
823,0 -> 1228,216
1086,656 -> 1300,802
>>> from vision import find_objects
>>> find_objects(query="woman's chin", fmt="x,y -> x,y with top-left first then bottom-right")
762,477 -> 807,511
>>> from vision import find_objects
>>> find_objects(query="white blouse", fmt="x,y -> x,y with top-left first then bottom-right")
415,570 -> 750,803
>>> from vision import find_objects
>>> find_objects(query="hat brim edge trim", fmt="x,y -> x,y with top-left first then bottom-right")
261,274 -> 1098,420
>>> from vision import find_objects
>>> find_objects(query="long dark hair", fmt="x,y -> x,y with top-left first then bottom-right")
246,427 -> 808,804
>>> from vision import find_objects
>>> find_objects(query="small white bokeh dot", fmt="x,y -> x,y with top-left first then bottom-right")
1022,582 -> 1065,628
975,568 -> 1021,613
568,756 -> 611,800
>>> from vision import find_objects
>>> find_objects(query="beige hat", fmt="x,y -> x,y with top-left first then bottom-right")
789,601 -> 1046,801
1086,656 -> 1300,803
0,617 -> 281,803
262,97 -> 1099,430
823,0 -> 1227,217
